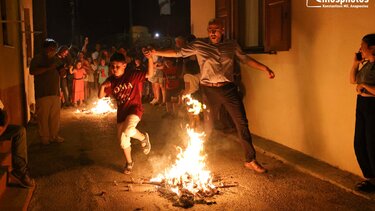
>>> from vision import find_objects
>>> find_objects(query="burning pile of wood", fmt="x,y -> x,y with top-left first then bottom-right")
111,94 -> 237,207
122,176 -> 238,208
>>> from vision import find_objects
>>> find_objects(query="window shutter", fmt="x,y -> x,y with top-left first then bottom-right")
264,0 -> 291,52
215,0 -> 232,40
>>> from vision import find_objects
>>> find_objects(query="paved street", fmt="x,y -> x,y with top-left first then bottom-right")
26,104 -> 375,210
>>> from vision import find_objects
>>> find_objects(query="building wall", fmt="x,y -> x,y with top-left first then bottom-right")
190,0 -> 215,38
21,0 -> 35,122
0,0 -> 25,125
191,0 -> 375,176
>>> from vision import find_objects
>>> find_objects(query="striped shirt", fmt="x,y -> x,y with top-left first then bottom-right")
176,38 -> 250,85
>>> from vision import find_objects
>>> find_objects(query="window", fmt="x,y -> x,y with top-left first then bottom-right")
216,0 -> 291,53
0,0 -> 10,45
0,0 -> 17,46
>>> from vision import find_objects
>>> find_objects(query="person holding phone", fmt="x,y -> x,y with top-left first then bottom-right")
349,33 -> 375,193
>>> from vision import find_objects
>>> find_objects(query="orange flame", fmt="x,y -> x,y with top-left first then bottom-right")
182,94 -> 206,115
151,95 -> 214,196
74,97 -> 116,114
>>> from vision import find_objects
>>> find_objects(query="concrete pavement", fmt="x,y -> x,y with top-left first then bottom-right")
250,135 -> 375,201
23,103 -> 375,210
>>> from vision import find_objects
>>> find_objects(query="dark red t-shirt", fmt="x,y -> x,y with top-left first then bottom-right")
105,68 -> 146,123
163,66 -> 180,90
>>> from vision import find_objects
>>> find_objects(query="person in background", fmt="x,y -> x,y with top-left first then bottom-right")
98,58 -> 109,85
148,56 -> 166,106
174,36 -> 187,77
81,37 -> 89,55
56,45 -> 73,108
118,47 -> 133,64
30,38 -> 64,145
91,43 -> 101,61
0,99 -> 35,188
84,57 -> 96,102
151,18 -> 275,173
350,33 -> 375,193
98,52 -> 152,175
161,58 -> 180,118
91,58 -> 99,90
134,57 -> 147,100
70,61 -> 87,107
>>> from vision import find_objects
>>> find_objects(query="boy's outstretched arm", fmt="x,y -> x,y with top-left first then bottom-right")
98,81 -> 111,99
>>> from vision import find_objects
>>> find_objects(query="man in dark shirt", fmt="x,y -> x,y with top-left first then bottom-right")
30,38 -> 64,145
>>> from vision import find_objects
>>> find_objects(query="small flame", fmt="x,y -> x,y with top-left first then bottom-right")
182,94 -> 206,115
74,97 -> 117,114
90,97 -> 117,114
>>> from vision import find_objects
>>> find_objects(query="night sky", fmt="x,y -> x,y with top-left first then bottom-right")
46,0 -> 190,48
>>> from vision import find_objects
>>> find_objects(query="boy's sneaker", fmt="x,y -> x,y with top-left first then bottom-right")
141,133 -> 151,155
11,170 -> 35,188
123,161 -> 134,175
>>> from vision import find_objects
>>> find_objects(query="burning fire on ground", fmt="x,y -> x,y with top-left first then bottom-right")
145,94 -> 236,207
74,97 -> 117,115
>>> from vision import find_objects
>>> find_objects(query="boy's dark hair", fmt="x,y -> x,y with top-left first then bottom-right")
110,52 -> 126,63
42,38 -> 58,49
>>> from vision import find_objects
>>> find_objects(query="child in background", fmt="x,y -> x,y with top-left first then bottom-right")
85,57 -> 96,101
98,51 -> 153,174
148,56 -> 165,106
70,61 -> 87,107
91,58 -> 99,92
134,57 -> 146,100
98,58 -> 109,85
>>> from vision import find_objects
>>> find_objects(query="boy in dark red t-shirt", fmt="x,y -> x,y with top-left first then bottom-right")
98,52 -> 153,174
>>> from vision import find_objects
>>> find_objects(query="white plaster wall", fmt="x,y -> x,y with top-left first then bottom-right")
190,0 -> 215,38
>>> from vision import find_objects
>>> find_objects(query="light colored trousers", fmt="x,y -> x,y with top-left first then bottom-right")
117,114 -> 144,149
36,96 -> 60,143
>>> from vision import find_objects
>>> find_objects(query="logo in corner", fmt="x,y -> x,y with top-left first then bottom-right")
306,0 -> 370,9
306,0 -> 322,8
